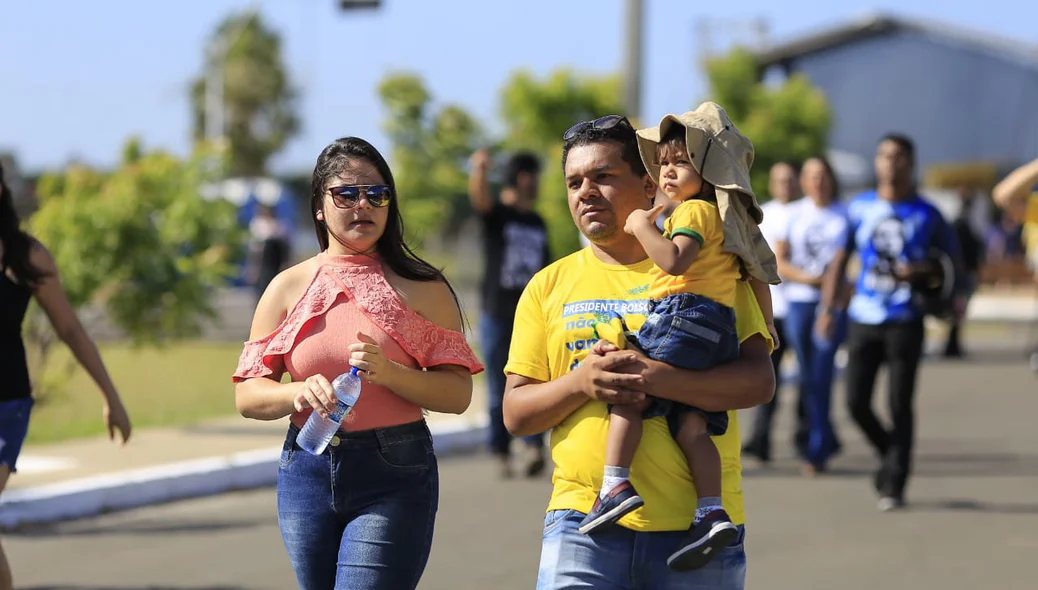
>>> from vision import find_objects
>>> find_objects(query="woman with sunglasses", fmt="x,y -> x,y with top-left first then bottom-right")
233,137 -> 483,590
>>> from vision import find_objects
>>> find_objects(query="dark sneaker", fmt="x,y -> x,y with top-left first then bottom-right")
524,446 -> 546,478
577,481 -> 644,535
741,440 -> 770,464
495,452 -> 513,480
667,509 -> 739,571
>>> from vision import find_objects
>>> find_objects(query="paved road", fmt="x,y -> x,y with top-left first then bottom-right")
5,346 -> 1037,590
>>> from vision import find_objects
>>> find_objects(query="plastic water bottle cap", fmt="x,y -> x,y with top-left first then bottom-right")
350,366 -> 360,376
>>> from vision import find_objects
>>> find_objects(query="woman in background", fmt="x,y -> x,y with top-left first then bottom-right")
0,163 -> 132,590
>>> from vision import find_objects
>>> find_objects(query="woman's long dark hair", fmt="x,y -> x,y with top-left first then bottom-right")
310,137 -> 464,324
0,162 -> 47,285
803,155 -> 841,203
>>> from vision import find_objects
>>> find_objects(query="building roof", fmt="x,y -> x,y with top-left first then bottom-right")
755,13 -> 1038,71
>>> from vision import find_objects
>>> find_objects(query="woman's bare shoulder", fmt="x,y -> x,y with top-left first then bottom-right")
390,273 -> 462,331
263,256 -> 322,311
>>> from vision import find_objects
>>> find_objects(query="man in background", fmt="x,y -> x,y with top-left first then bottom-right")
944,186 -> 984,358
468,149 -> 552,478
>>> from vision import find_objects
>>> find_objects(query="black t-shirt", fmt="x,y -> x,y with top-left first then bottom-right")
481,202 -> 550,319
0,269 -> 32,401
953,218 -> 983,274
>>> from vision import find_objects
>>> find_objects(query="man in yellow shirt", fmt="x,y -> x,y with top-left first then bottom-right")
503,115 -> 775,589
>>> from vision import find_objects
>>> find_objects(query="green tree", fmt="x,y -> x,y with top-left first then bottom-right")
376,69 -> 624,261
190,11 -> 299,176
703,47 -> 831,198
498,69 -> 624,259
377,72 -> 484,247
27,139 -> 246,396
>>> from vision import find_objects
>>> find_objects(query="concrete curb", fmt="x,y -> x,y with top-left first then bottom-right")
0,420 -> 488,530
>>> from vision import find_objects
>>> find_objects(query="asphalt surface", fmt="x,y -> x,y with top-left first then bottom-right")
5,343 -> 1038,590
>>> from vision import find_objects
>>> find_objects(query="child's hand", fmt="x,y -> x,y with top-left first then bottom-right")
624,204 -> 664,236
591,317 -> 627,350
766,322 -> 781,351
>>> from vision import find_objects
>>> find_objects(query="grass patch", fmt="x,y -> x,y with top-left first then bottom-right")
26,341 -> 244,445
26,340 -> 490,445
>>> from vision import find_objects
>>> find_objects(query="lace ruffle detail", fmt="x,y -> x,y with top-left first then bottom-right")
232,258 -> 483,383
232,270 -> 344,383
325,265 -> 484,375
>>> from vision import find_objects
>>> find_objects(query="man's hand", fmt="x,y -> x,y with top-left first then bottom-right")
578,341 -> 646,404
815,310 -> 835,341
469,148 -> 491,172
893,260 -> 939,284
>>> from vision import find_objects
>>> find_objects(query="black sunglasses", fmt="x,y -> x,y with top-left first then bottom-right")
327,184 -> 393,209
563,115 -> 633,141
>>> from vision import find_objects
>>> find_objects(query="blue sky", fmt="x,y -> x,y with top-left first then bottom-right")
1,0 -> 1034,174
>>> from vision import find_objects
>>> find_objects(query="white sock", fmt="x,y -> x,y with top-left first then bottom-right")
694,496 -> 723,524
601,465 -> 630,498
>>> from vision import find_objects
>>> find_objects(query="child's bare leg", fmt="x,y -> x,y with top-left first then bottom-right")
606,402 -> 646,467
666,412 -> 739,572
674,412 -> 723,520
601,399 -> 651,497
579,399 -> 654,535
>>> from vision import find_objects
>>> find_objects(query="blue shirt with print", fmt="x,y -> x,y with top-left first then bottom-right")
845,191 -> 959,324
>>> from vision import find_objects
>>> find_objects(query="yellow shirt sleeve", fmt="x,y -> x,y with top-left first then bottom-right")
665,199 -> 721,247
733,279 -> 774,353
503,276 -> 551,382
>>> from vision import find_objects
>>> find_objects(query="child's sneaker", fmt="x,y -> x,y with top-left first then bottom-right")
577,481 -> 644,535
666,509 -> 739,571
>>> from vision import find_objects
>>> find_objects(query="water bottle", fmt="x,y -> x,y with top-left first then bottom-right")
297,367 -> 363,455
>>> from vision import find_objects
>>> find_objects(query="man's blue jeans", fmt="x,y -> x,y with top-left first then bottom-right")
481,313 -> 544,455
536,509 -> 747,589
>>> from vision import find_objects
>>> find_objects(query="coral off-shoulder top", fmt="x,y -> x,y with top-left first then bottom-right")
232,252 -> 484,432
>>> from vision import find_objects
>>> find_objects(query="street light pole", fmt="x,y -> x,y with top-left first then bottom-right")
203,7 -> 259,146
204,37 -> 226,145
622,0 -> 643,121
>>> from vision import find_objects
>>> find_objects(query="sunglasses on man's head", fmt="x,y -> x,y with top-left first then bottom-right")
563,115 -> 633,141
328,184 -> 393,208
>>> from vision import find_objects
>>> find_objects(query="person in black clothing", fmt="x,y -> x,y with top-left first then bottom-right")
468,149 -> 551,478
0,163 -> 132,590
944,186 -> 984,358
247,204 -> 291,301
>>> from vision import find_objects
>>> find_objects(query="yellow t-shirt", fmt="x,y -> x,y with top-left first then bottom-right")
504,247 -> 773,532
649,199 -> 742,307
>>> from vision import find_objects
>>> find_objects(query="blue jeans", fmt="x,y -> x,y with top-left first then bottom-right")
0,397 -> 34,472
481,313 -> 544,455
537,509 -> 747,589
277,420 -> 438,590
636,293 -> 739,437
638,293 -> 740,371
785,301 -> 848,466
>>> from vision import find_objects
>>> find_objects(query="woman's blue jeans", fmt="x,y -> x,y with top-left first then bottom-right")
785,301 -> 847,467
276,420 -> 438,590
